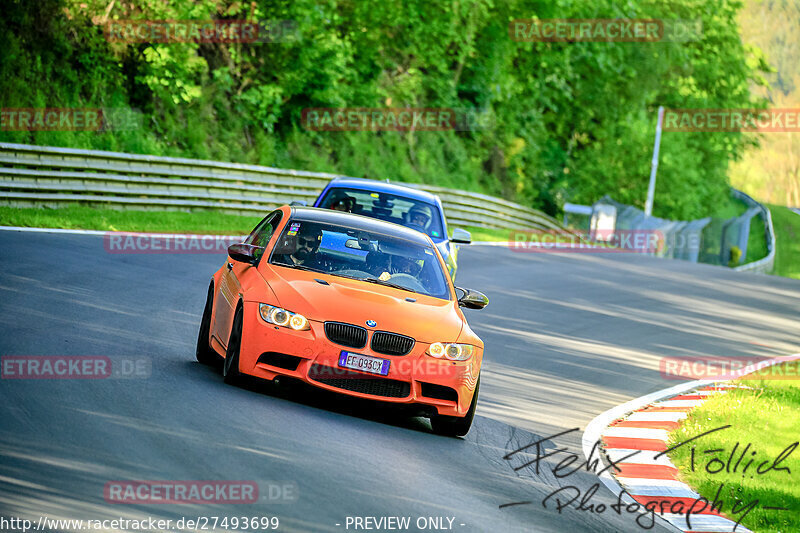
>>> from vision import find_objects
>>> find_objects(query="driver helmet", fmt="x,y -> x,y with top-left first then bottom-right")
293,224 -> 322,259
328,190 -> 356,212
408,204 -> 432,229
391,255 -> 421,276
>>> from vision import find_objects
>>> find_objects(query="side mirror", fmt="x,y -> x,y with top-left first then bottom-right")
228,243 -> 259,264
450,228 -> 472,244
455,287 -> 488,309
290,200 -> 308,207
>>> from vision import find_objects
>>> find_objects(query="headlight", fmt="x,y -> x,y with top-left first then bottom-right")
427,342 -> 474,361
259,304 -> 310,331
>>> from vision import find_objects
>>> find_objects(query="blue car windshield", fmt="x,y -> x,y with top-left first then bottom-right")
269,219 -> 451,300
318,187 -> 444,239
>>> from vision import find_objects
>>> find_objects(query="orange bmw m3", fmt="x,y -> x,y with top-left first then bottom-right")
196,205 -> 489,436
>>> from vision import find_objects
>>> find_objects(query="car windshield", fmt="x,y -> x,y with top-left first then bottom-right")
318,187 -> 444,240
268,219 -> 451,300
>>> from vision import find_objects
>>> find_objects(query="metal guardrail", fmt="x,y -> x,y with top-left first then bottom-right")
565,189 -> 776,273
731,190 -> 776,274
0,142 -> 564,233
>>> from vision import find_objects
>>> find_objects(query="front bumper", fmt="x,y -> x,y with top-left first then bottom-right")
238,302 -> 480,417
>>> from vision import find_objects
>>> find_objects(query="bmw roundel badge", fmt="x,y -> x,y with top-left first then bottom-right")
366,320 -> 377,328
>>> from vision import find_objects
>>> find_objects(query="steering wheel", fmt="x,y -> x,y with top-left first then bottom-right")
335,269 -> 373,279
388,273 -> 427,292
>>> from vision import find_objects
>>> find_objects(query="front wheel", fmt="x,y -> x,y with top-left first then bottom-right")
223,306 -> 243,385
196,283 -> 219,365
430,376 -> 480,437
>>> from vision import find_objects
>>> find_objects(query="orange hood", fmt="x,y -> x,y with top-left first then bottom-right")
257,265 -> 464,343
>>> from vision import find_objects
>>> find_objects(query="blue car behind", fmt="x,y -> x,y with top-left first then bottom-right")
308,177 -> 471,280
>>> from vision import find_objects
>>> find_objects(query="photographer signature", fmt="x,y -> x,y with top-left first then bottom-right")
500,426 -> 794,530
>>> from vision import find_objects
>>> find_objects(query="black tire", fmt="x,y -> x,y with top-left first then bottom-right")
196,283 -> 219,365
223,305 -> 243,385
430,376 -> 480,437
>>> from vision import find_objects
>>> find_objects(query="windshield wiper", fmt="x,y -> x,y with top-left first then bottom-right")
275,262 -> 323,273
361,277 -> 417,293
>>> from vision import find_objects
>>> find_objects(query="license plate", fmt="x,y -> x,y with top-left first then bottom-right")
338,351 -> 390,376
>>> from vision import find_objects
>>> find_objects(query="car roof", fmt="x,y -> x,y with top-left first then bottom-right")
325,177 -> 439,204
289,206 -> 432,245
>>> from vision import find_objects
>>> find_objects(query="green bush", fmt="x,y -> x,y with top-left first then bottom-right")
0,0 -> 768,218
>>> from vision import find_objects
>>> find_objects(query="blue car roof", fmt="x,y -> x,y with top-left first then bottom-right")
324,177 -> 439,204
290,206 -> 432,245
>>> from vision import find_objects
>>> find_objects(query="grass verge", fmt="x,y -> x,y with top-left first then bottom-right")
768,204 -> 800,279
461,226 -> 511,242
0,206 -> 263,235
744,212 -> 768,264
0,206 -> 518,242
667,362 -> 800,533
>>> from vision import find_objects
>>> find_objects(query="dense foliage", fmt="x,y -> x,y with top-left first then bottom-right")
730,0 -> 800,207
0,0 -> 768,218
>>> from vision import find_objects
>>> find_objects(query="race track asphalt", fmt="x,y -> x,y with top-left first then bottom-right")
1,230 -> 798,533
